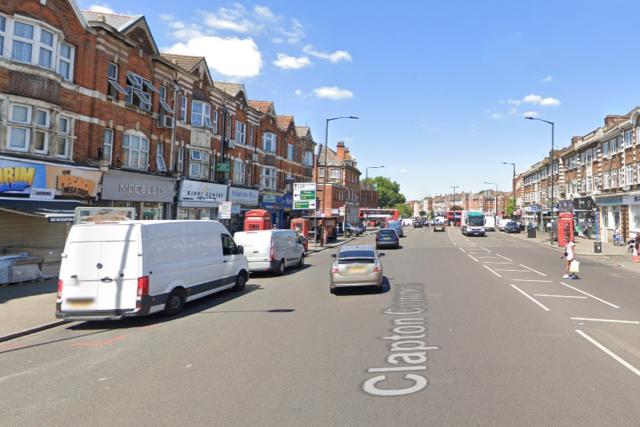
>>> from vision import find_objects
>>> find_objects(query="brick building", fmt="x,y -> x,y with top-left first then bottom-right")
0,0 -> 316,275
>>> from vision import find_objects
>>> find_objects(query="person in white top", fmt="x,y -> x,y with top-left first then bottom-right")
562,240 -> 577,279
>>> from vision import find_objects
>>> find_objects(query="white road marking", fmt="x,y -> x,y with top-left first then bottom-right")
560,282 -> 621,309
571,317 -> 639,325
480,247 -> 492,253
468,254 -> 479,262
575,329 -> 640,378
495,269 -> 530,273
482,261 -> 511,265
510,284 -> 550,311
519,264 -> 547,277
495,254 -> 513,262
512,279 -> 553,283
474,256 -> 502,259
483,265 -> 502,278
459,247 -> 466,253
534,294 -> 588,299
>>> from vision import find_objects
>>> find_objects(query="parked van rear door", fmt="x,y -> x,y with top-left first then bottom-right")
61,224 -> 140,313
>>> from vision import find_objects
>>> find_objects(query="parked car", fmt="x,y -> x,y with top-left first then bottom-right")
504,221 -> 521,233
413,219 -> 424,228
376,229 -> 400,249
386,220 -> 405,237
233,229 -> 305,275
344,223 -> 364,237
330,245 -> 384,293
57,220 -> 249,320
498,218 -> 511,231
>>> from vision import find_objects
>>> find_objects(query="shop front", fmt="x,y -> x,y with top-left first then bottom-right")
523,205 -> 541,229
229,187 -> 259,233
595,194 -> 623,243
176,179 -> 227,220
100,171 -> 176,220
282,193 -> 294,229
0,156 -> 102,279
623,194 -> 640,238
573,196 -> 596,239
260,192 -> 284,228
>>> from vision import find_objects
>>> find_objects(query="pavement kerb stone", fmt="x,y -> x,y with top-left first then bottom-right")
306,236 -> 358,256
0,320 -> 69,343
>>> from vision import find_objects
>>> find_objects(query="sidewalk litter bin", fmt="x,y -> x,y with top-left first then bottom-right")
527,227 -> 536,238
594,241 -> 602,253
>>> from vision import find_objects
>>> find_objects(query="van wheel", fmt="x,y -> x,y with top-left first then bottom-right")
163,289 -> 185,316
233,272 -> 247,292
275,260 -> 285,276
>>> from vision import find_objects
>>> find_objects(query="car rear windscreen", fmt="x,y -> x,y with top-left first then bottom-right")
339,250 -> 375,260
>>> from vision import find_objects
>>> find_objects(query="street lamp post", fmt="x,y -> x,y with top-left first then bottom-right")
316,116 -> 358,246
365,165 -> 385,181
525,116 -> 555,243
502,162 -> 516,218
450,185 -> 458,226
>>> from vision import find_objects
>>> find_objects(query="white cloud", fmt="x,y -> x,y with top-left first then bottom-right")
294,89 -> 303,96
273,53 -> 311,70
490,112 -> 504,120
523,111 -> 539,118
400,169 -> 408,173
507,93 -> 561,107
167,36 -> 263,78
539,97 -> 561,106
303,45 -> 352,63
313,86 -> 354,100
542,75 -> 553,82
254,5 -> 277,21
203,5 -> 255,33
522,93 -> 542,104
87,4 -> 114,13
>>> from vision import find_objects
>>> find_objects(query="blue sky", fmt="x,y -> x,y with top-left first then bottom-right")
79,0 -> 640,200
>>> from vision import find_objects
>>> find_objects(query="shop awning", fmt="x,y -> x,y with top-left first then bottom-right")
0,198 -> 85,223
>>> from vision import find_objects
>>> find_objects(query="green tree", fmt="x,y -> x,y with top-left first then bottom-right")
429,209 -> 434,219
419,210 -> 427,217
505,198 -> 516,217
362,176 -> 406,208
395,203 -> 412,218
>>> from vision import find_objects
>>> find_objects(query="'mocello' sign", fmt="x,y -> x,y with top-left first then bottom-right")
101,172 -> 175,203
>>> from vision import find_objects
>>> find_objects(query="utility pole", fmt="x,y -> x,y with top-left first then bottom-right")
450,185 -> 458,226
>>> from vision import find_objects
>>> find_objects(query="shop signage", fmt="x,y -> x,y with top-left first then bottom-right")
263,194 -> 277,204
623,194 -> 640,206
261,194 -> 284,209
0,157 -> 100,199
339,206 -> 346,216
595,195 -> 623,206
558,200 -> 574,213
178,180 -> 227,204
293,182 -> 316,210
229,187 -> 259,206
219,201 -> 232,219
284,193 -> 293,209
216,162 -> 230,172
102,172 -> 175,203
29,188 -> 55,200
573,197 -> 595,211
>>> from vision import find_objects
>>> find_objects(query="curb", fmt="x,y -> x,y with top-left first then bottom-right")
306,236 -> 359,256
0,320 -> 69,343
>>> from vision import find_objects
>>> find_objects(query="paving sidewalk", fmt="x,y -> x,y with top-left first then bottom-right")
306,234 -> 359,255
0,278 -> 67,342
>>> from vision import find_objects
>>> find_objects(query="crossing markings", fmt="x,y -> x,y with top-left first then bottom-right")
494,269 -> 530,273
510,284 -> 550,312
571,317 -> 639,325
512,279 -> 553,283
560,282 -> 621,309
534,294 -> 588,299
483,265 -> 502,278
468,254 -> 479,262
519,264 -> 547,277
495,254 -> 513,262
459,247 -> 466,253
575,329 -> 640,378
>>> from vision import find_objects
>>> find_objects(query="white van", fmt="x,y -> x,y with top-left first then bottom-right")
56,220 -> 249,320
233,229 -> 305,275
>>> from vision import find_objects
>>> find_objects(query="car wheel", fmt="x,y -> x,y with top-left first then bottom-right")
275,260 -> 285,276
330,287 -> 336,294
163,288 -> 186,316
297,255 -> 304,268
232,272 -> 247,292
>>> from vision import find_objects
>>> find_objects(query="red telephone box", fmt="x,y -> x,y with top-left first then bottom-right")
557,212 -> 574,247
244,209 -> 272,231
290,217 -> 310,238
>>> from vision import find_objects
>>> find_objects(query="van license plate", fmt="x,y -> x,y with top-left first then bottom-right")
67,299 -> 94,308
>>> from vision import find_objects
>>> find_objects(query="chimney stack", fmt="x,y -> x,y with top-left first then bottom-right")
336,141 -> 346,160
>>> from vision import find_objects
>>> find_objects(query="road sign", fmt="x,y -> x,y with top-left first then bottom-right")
219,201 -> 232,219
293,182 -> 316,210
216,162 -> 230,172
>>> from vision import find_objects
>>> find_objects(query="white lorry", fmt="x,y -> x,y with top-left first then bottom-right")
57,220 -> 249,320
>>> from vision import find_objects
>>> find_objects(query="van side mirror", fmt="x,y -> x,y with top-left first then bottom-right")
378,252 -> 386,257
331,254 -> 337,258
236,245 -> 244,255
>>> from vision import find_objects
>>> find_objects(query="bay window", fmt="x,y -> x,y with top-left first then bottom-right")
626,164 -> 634,185
12,21 -> 33,63
263,132 -> 276,153
235,121 -> 246,144
57,42 -> 74,81
330,168 -> 341,179
191,100 -> 211,128
38,29 -> 54,69
122,132 -> 149,169
56,116 -> 72,159
261,166 -> 277,190
304,151 -> 313,166
625,129 -> 633,147
603,171 -> 610,189
34,109 -> 49,153
0,16 -> 5,56
189,149 -> 209,179
619,168 -> 625,187
7,104 -> 31,151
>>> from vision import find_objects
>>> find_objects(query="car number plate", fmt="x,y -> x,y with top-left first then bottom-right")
348,266 -> 366,273
67,299 -> 94,308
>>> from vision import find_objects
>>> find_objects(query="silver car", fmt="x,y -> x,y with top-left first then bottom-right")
330,245 -> 384,293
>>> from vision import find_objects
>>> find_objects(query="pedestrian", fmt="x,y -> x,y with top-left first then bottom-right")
562,239 -> 578,279
635,232 -> 640,256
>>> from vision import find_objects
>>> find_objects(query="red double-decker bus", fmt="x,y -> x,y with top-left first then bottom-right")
359,208 -> 400,226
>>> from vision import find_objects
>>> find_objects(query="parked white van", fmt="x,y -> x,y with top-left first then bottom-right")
56,220 -> 249,320
233,229 -> 305,275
